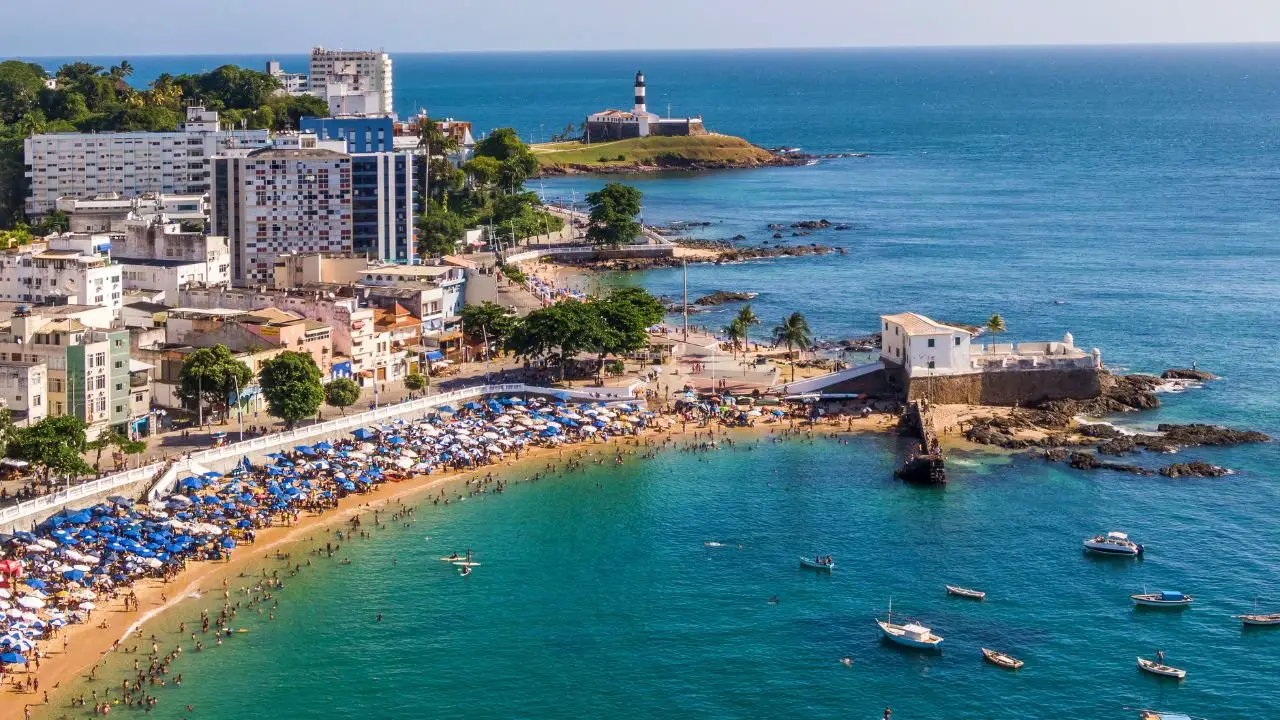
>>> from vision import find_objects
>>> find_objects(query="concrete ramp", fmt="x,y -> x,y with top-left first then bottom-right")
771,361 -> 886,395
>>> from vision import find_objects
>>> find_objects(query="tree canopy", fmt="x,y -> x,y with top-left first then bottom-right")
506,288 -> 663,381
258,351 -> 325,428
460,301 -> 517,348
586,183 -> 643,248
8,416 -> 93,480
177,345 -> 254,417
474,128 -> 539,188
772,312 -> 814,382
323,378 -> 361,415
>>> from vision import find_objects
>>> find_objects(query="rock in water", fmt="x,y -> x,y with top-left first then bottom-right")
693,290 -> 758,306
1160,461 -> 1229,478
1153,423 -> 1271,447
1161,368 -> 1219,381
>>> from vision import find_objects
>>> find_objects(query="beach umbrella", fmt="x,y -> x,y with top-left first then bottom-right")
37,538 -> 57,549
352,428 -> 376,440
463,401 -> 483,411
438,406 -> 456,414
17,596 -> 44,609
20,578 -> 45,590
78,601 -> 95,610
0,652 -> 26,664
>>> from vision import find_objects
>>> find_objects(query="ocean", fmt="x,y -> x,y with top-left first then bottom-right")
27,46 -> 1280,719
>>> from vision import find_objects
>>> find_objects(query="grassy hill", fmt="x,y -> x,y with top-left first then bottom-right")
532,134 -> 781,171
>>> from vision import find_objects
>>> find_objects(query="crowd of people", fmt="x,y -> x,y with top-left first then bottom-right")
0,394 -> 664,709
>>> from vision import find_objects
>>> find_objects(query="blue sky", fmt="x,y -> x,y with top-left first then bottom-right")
2,0 -> 1275,57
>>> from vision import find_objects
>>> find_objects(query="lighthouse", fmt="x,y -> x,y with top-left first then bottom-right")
633,70 -> 647,115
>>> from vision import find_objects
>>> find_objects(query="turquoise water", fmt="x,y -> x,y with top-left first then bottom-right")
54,435 -> 1280,719
23,47 -> 1280,717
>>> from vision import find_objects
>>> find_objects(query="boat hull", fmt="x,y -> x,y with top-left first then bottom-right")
981,648 -> 1023,669
946,585 -> 986,600
1240,614 -> 1280,626
878,622 -> 943,650
1132,595 -> 1192,608
1083,544 -> 1141,556
1137,657 -> 1186,679
799,557 -> 834,571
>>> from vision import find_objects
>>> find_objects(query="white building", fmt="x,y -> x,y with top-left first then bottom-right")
23,107 -> 271,216
0,234 -> 123,313
0,361 -> 48,426
113,217 -> 231,296
210,147 -> 353,286
358,264 -> 466,319
309,47 -> 393,117
266,60 -> 309,95
56,193 -> 208,233
881,312 -> 1100,378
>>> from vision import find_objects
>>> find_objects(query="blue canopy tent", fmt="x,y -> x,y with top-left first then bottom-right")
352,428 -> 376,440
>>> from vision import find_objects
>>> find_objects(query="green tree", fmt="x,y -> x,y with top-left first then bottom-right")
586,182 -> 643,248
772,312 -> 814,382
474,128 -> 538,188
259,351 -> 324,428
986,314 -> 1006,347
404,373 -> 426,395
0,61 -> 48,125
323,378 -> 361,416
9,416 -> 93,482
591,288 -> 663,380
460,301 -> 517,349
724,318 -> 748,357
109,60 -> 134,81
417,201 -> 467,257
508,301 -> 610,382
178,345 -> 254,422
735,303 -> 760,331
0,404 -> 15,459
86,429 -> 146,471
463,156 -> 501,188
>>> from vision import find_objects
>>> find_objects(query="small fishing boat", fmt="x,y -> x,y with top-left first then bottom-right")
981,647 -> 1023,669
876,598 -> 943,650
1137,656 -> 1186,679
799,556 -> 835,571
946,585 -> 986,600
1083,531 -> 1144,556
1131,590 -> 1193,608
1238,613 -> 1280,626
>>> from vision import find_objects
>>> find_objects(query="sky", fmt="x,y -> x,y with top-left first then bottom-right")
2,0 -> 1276,57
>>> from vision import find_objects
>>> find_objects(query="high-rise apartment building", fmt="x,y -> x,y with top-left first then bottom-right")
309,47 -> 394,117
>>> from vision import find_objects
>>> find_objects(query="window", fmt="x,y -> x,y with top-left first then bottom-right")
927,339 -> 935,348
954,337 -> 961,346
927,361 -> 936,370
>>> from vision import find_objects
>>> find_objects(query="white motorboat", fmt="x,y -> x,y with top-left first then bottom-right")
1083,531 -> 1144,556
981,647 -> 1023,669
799,556 -> 835,571
1131,590 -> 1193,608
877,598 -> 943,650
1137,656 -> 1186,679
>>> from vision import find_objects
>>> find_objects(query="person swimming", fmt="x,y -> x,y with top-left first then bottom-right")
841,657 -> 853,667
768,596 -> 780,605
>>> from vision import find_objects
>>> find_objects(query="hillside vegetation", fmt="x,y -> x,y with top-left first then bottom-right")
532,134 -> 780,170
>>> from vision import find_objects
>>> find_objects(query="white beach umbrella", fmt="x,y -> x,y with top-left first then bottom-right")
0,589 -> 10,599
37,538 -> 57,549
25,544 -> 45,554
400,449 -> 419,459
5,608 -> 21,618
78,601 -> 95,610
17,596 -> 44,609
72,564 -> 91,572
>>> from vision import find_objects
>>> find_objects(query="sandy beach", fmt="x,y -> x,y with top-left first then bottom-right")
4,410 -> 895,720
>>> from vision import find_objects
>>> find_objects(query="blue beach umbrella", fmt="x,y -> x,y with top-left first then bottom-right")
352,428 -> 376,440
0,652 -> 26,665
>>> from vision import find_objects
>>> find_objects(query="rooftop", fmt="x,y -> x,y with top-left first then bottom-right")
882,312 -> 971,337
246,147 -> 348,160
124,301 -> 171,314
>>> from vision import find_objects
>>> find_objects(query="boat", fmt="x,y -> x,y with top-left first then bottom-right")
1137,656 -> 1186,679
1131,590 -> 1193,608
946,585 -> 986,600
981,647 -> 1023,669
1083,531 -> 1144,556
799,556 -> 835,571
876,598 -> 943,650
1139,711 -> 1195,720
1237,613 -> 1280,626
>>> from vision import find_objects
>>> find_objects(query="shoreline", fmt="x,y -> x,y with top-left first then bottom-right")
11,414 -> 897,720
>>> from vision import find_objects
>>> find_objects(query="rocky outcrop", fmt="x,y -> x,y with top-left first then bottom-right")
1066,452 -> 1153,475
791,219 -> 833,230
1037,372 -> 1162,416
1151,423 -> 1271,448
1160,461 -> 1229,478
1161,368 -> 1219,381
693,290 -> 757,306
1097,436 -> 1138,455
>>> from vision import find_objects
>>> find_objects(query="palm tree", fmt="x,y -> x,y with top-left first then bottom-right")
735,304 -> 760,350
986,313 -> 1006,348
723,318 -> 747,357
772,312 -> 814,382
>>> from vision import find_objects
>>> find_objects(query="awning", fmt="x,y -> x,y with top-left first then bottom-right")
129,359 -> 154,372
425,351 -> 445,361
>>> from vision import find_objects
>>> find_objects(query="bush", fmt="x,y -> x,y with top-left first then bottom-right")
616,154 -> 626,161
598,156 -> 610,163
604,359 -> 625,376
502,265 -> 527,284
